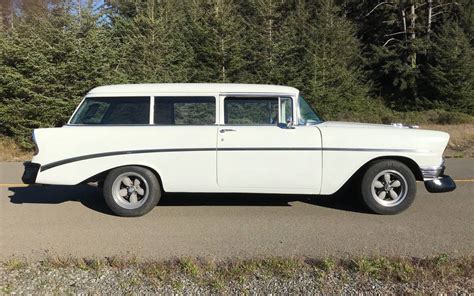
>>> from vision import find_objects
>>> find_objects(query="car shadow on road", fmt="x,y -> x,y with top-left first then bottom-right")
8,183 -> 368,215
161,186 -> 367,213
8,184 -> 113,215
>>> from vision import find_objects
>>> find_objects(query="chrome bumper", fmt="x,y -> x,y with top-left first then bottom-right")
421,165 -> 445,180
421,161 -> 456,193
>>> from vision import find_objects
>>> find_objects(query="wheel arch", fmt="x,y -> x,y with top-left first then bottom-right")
83,164 -> 166,192
354,156 -> 423,182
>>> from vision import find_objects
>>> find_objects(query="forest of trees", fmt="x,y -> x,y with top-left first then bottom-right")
0,0 -> 473,148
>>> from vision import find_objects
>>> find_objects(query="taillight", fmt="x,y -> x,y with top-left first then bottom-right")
32,132 -> 39,155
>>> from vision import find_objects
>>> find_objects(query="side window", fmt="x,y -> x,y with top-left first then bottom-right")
70,97 -> 150,125
154,97 -> 215,125
224,97 -> 279,125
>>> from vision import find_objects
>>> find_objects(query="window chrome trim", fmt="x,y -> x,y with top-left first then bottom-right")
220,92 -> 296,97
149,96 -> 154,124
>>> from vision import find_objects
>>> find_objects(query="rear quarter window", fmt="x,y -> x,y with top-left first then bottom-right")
70,97 -> 150,125
154,97 -> 216,125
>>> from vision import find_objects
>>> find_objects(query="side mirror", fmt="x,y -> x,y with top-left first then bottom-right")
286,120 -> 295,129
277,120 -> 295,129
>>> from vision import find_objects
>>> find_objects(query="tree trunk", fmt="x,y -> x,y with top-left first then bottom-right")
409,3 -> 416,68
427,0 -> 433,39
402,9 -> 407,41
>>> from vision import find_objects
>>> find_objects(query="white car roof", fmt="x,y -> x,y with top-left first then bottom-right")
87,83 -> 299,96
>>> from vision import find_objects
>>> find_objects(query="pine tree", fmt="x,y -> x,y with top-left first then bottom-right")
304,0 -> 375,121
110,1 -> 196,83
0,1 -> 119,147
422,21 -> 474,114
185,0 -> 248,83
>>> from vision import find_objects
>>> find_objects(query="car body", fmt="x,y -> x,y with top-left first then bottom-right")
22,83 -> 455,216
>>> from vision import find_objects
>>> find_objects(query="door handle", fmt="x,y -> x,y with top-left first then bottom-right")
219,128 -> 236,133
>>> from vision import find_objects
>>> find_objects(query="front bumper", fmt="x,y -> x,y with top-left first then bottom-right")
22,161 -> 41,184
424,175 -> 456,193
421,162 -> 456,193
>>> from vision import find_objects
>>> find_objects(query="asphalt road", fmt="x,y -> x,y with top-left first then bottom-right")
0,159 -> 473,259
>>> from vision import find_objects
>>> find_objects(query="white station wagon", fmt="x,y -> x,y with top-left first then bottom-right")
22,83 -> 455,216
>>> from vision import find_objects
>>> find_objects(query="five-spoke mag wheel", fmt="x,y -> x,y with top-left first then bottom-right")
371,170 -> 408,207
104,166 -> 161,217
112,173 -> 149,210
361,160 -> 416,215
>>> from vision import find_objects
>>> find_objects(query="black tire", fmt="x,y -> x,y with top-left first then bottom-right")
103,166 -> 161,217
360,160 -> 416,215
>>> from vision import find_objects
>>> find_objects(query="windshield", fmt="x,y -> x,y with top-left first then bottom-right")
298,95 -> 323,125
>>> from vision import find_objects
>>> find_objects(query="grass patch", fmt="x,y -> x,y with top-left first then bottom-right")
421,124 -> 474,157
3,258 -> 28,271
179,257 -> 201,277
0,135 -> 32,162
351,257 -> 415,282
1,283 -> 13,294
39,256 -> 121,271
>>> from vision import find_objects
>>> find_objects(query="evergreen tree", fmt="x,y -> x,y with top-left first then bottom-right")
304,0 -> 375,120
0,2 -> 119,147
110,1 -> 195,83
421,21 -> 474,114
185,0 -> 248,83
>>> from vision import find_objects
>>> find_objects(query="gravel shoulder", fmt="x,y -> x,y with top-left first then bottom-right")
1,256 -> 472,294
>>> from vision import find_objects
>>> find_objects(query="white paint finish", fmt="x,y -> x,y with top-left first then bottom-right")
87,83 -> 299,96
34,126 -> 218,191
216,126 -> 322,192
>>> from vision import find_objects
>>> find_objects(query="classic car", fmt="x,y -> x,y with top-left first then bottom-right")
22,83 -> 456,216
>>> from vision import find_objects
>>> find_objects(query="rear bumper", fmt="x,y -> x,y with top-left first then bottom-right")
22,161 -> 41,184
424,175 -> 456,193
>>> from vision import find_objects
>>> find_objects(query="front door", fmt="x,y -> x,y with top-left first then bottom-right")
216,96 -> 322,192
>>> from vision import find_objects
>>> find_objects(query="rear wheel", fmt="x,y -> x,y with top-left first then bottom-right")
103,166 -> 161,217
360,160 -> 416,214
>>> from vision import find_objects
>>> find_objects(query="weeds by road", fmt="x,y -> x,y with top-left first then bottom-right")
0,136 -> 32,162
422,124 -> 474,158
1,255 -> 472,294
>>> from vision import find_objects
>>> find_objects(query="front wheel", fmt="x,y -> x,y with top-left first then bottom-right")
360,160 -> 416,215
103,166 -> 161,217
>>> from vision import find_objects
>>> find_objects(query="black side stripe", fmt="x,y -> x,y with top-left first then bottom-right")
40,147 -> 422,172
40,148 -> 216,171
